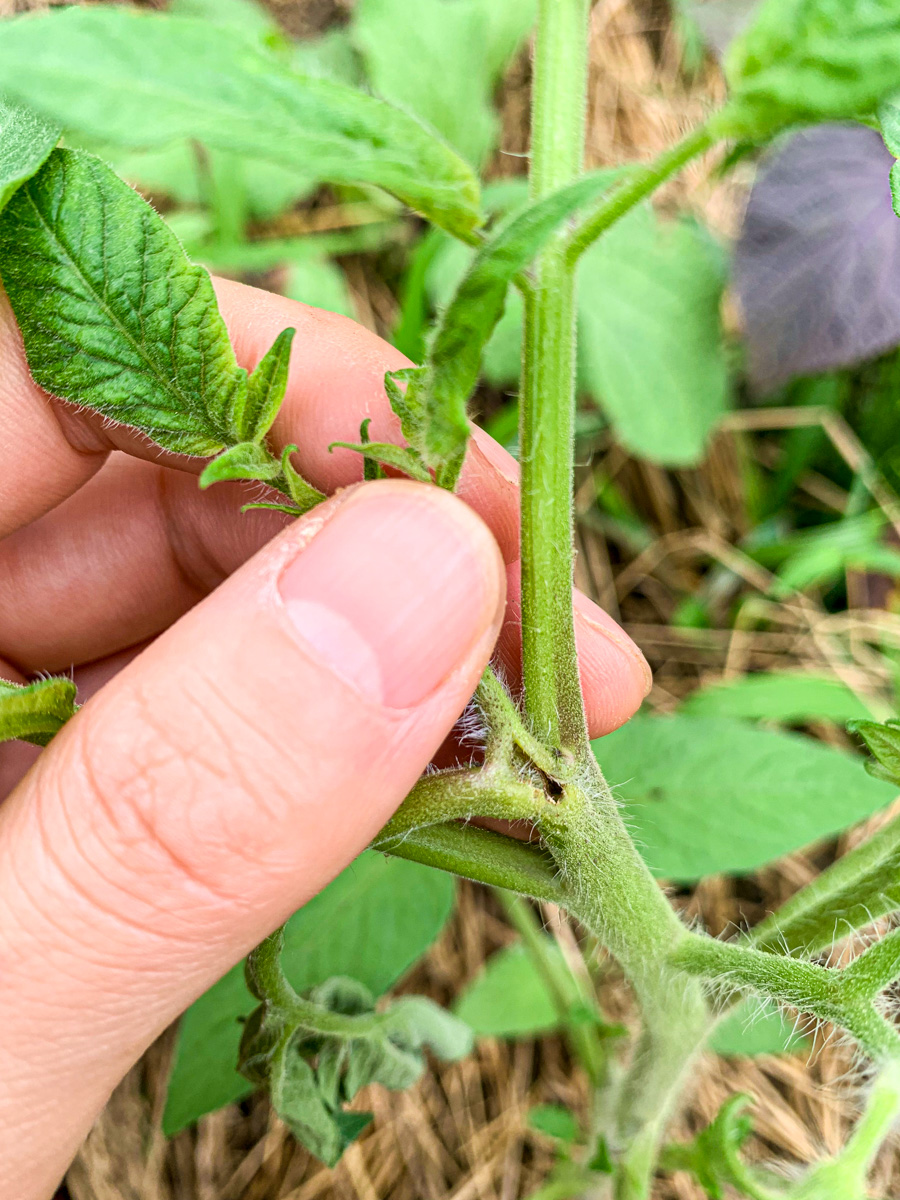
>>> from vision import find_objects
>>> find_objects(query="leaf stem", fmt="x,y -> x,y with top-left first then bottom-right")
565,121 -> 717,263
671,932 -> 900,1061
379,821 -> 566,904
373,765 -> 546,845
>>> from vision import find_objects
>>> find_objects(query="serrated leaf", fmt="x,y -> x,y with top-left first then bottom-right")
0,149 -> 248,456
660,1095 -> 756,1200
164,853 -> 454,1134
236,327 -> 295,443
0,7 -> 481,239
422,169 -> 620,487
734,124 -> 900,393
280,445 -> 326,513
199,442 -> 281,489
343,1036 -> 423,1096
353,0 -> 536,167
384,367 -> 428,449
596,715 -> 898,881
710,999 -> 810,1056
388,995 -> 473,1060
0,677 -> 78,747
328,438 -> 431,483
315,1040 -> 348,1109
0,98 -> 60,214
680,672 -> 876,725
357,418 -> 386,482
578,207 -> 729,466
453,941 -> 565,1038
269,1036 -> 346,1166
722,0 -> 900,139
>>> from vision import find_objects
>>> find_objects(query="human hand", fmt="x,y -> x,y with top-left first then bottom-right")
0,278 -> 651,1199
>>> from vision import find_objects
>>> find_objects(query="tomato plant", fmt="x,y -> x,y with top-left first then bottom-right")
5,2 -> 900,1197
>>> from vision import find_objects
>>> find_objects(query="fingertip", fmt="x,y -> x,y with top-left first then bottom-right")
495,565 -> 651,740
574,590 -> 652,737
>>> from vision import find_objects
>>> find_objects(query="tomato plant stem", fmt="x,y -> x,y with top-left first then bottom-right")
519,0 -> 591,750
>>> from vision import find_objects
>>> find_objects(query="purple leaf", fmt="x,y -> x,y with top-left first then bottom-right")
734,123 -> 900,393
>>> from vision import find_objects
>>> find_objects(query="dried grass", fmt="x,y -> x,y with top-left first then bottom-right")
50,0 -> 900,1196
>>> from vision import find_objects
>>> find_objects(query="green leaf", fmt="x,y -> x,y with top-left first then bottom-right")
595,715 -> 899,881
236,327 -> 295,443
453,941 -> 565,1038
771,511 -> 900,596
0,677 -> 78,747
680,672 -> 876,725
199,442 -> 281,490
342,1037 -> 422,1096
88,137 -> 316,224
425,229 -> 526,389
0,149 -> 249,456
0,7 -> 481,239
269,1036 -> 348,1166
388,995 -> 474,1060
422,169 -> 621,487
328,438 -> 431,483
578,208 -> 730,466
710,999 -> 810,1057
0,98 -> 60,214
357,419 -> 386,482
353,0 -> 536,167
659,1095 -> 757,1200
722,0 -> 900,139
238,970 -> 468,1166
384,367 -> 429,449
292,30 -> 363,87
279,445 -> 326,514
528,1104 -> 581,1143
849,718 -> 900,786
163,853 -> 455,1134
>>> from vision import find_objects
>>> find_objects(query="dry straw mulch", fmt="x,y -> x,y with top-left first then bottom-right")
41,0 -> 900,1196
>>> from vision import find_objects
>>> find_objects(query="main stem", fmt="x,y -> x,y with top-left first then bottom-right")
520,0 -> 591,749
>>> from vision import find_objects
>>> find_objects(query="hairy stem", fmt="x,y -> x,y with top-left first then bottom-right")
519,0 -> 591,749
539,775 -> 710,1200
565,122 -> 716,263
792,1061 -> 900,1198
374,765 -> 546,845
671,932 -> 900,1061
379,821 -> 566,904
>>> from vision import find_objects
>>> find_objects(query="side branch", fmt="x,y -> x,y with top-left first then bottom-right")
672,933 -> 900,1061
565,122 -> 717,264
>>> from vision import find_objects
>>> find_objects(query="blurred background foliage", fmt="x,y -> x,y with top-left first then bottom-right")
13,0 -> 900,1195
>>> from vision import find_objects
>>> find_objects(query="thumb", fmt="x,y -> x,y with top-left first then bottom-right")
0,480 -> 505,1199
